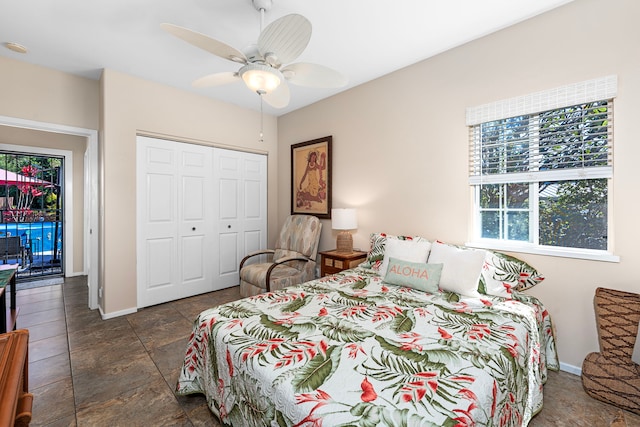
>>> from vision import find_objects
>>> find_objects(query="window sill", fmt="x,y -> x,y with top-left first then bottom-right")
465,240 -> 620,263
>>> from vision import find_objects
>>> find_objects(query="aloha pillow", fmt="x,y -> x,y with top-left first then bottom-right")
378,238 -> 432,276
427,241 -> 486,297
383,257 -> 442,293
361,233 -> 430,272
479,250 -> 545,298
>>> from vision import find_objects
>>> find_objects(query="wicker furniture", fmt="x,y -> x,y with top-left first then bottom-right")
582,287 -> 640,414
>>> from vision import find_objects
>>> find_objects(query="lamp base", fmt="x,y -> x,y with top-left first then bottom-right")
336,231 -> 353,253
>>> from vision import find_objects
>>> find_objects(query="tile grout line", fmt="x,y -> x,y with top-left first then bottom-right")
124,307 -> 194,423
61,282 -> 79,426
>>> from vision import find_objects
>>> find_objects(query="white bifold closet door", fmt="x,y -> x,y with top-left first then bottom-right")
136,136 -> 266,308
214,148 -> 267,289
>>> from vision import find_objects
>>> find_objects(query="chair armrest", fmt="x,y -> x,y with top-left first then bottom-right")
239,249 -> 275,271
265,256 -> 313,292
272,255 -> 312,265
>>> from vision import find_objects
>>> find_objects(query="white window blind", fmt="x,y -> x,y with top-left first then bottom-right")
468,76 -> 616,185
466,75 -> 617,125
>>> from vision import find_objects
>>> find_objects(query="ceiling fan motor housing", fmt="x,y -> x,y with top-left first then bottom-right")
252,0 -> 272,12
243,44 -> 263,63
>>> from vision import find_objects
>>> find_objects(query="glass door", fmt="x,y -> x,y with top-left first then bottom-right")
0,151 -> 64,280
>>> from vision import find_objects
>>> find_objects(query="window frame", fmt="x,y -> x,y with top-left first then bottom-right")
466,76 -> 618,262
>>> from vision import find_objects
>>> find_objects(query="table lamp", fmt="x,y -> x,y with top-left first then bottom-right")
332,208 -> 357,253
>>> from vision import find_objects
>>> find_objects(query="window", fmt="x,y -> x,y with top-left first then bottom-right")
467,76 -> 617,261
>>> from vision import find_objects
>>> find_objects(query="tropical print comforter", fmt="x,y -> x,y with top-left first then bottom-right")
176,267 -> 558,427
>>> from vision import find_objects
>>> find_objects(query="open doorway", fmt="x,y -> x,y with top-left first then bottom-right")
0,117 -> 99,311
0,151 -> 64,282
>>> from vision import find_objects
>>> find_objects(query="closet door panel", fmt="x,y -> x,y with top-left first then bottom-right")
146,238 -> 174,289
177,145 -> 213,297
218,232 -> 239,275
137,137 -> 180,306
242,153 -> 267,261
214,149 -> 241,289
181,235 -> 205,282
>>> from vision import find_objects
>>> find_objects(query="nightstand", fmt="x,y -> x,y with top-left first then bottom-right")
319,249 -> 367,277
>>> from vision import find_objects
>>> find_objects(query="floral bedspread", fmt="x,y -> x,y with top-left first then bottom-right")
176,267 -> 558,427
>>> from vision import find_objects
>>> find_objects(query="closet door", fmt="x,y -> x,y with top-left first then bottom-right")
242,152 -> 268,260
136,136 -> 213,307
177,144 -> 214,297
213,148 -> 267,289
137,137 -> 267,306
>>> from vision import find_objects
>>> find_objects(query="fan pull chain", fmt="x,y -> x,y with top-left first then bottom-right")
259,92 -> 264,143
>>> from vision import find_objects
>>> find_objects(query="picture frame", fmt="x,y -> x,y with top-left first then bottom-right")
291,136 -> 332,219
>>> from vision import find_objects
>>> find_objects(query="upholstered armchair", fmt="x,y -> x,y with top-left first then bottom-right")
582,287 -> 640,414
239,215 -> 322,298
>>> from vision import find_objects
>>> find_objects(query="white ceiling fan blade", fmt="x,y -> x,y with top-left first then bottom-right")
262,82 -> 290,109
161,23 -> 247,64
258,14 -> 311,66
192,72 -> 239,88
282,63 -> 348,88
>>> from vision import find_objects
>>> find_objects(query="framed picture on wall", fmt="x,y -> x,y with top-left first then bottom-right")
291,136 -> 332,219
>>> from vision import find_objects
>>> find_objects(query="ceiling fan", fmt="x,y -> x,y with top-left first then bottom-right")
161,0 -> 347,109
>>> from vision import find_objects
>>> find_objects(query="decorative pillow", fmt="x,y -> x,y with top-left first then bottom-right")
361,233 -> 430,272
383,258 -> 442,293
480,250 -> 545,298
427,241 -> 486,297
378,238 -> 432,276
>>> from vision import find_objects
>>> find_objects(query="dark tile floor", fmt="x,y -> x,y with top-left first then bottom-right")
18,276 -> 640,426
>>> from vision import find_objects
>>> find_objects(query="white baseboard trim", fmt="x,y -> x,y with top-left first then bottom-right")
100,306 -> 137,320
559,362 -> 581,376
65,271 -> 85,278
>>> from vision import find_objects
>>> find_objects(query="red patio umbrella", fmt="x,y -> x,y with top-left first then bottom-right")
0,166 -> 53,219
0,167 -> 50,186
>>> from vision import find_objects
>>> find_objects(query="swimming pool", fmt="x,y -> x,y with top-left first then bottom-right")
0,221 -> 63,254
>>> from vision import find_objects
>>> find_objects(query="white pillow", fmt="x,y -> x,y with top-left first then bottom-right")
427,242 -> 486,297
379,238 -> 431,276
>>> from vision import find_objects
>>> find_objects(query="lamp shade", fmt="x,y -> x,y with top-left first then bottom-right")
239,63 -> 282,94
332,208 -> 357,230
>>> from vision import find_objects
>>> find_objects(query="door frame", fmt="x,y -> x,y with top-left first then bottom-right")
0,115 -> 99,310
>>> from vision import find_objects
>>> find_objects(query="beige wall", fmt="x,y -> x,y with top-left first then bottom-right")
0,56 -> 99,276
278,0 -> 640,370
100,69 -> 278,315
0,56 -> 99,130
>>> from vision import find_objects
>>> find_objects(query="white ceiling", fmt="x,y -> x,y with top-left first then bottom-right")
0,0 -> 573,116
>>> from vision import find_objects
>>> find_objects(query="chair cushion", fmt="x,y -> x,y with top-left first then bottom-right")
239,262 -> 304,289
275,215 -> 322,258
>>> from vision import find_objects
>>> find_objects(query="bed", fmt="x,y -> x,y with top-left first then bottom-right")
176,237 -> 558,426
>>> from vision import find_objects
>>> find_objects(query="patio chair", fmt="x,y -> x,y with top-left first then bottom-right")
0,236 -> 25,266
239,215 -> 322,298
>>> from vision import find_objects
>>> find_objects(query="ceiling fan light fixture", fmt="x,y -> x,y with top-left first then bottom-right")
239,63 -> 282,94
